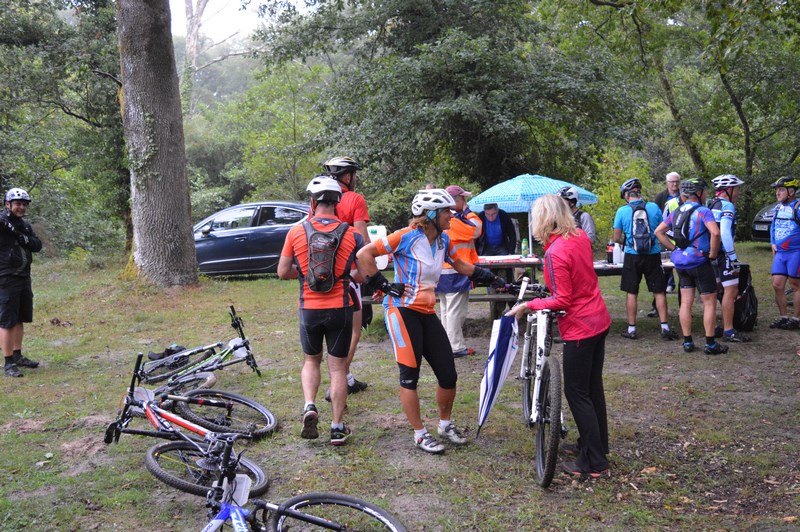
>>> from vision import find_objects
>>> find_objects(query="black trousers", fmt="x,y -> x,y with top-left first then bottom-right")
562,328 -> 609,472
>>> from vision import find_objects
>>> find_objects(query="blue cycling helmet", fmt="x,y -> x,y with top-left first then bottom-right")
619,178 -> 641,199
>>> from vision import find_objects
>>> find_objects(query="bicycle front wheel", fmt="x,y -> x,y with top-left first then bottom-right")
144,441 -> 269,497
270,492 -> 407,531
535,355 -> 562,488
174,389 -> 277,440
521,348 -> 534,426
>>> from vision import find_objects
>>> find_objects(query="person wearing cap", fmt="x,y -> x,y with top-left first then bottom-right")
557,186 -> 596,243
767,176 -> 800,330
655,178 -> 727,355
278,176 -> 368,446
435,185 -> 483,358
1,188 -> 42,377
707,174 -> 750,342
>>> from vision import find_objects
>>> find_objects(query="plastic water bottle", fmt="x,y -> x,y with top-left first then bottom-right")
521,238 -> 529,258
607,239 -> 614,263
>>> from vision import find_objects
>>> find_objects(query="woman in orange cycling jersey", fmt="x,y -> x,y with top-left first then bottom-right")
357,189 -> 505,454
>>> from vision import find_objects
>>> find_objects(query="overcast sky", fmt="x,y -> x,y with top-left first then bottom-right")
168,0 -> 262,41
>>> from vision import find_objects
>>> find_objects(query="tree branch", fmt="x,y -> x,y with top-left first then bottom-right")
196,51 -> 251,72
92,69 -> 121,87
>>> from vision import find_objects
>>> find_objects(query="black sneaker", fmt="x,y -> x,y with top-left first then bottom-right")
722,330 -> 751,343
330,424 -> 352,446
770,317 -> 791,329
703,342 -> 729,355
646,309 -> 658,318
13,353 -> 39,368
560,442 -> 579,456
660,329 -> 679,341
620,331 -> 638,340
562,461 -> 610,480
683,342 -> 696,353
300,404 -> 319,439
4,363 -> 22,377
783,318 -> 800,330
348,379 -> 368,394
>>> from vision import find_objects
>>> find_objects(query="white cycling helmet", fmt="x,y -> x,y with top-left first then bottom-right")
558,186 -> 579,201
411,188 -> 456,216
5,188 -> 31,203
306,175 -> 342,203
711,174 -> 745,190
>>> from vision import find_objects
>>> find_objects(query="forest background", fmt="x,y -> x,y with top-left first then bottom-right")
1,0 -> 799,266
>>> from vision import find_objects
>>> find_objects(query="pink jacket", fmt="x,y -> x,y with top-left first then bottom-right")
526,231 -> 611,341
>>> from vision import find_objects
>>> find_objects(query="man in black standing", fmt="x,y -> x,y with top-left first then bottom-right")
1,188 -> 42,377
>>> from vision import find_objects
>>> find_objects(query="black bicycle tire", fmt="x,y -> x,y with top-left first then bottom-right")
142,348 -> 216,384
144,441 -> 269,497
521,346 -> 534,426
174,389 -> 277,440
270,492 -> 407,531
535,355 -> 562,488
159,371 -> 217,395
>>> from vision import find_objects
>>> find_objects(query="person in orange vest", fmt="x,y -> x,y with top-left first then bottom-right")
435,185 -> 483,357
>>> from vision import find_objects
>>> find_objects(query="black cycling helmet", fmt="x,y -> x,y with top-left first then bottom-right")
770,175 -> 799,189
680,177 -> 708,197
323,156 -> 361,177
619,178 -> 641,199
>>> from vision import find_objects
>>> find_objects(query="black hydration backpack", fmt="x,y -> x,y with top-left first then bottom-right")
630,203 -> 653,253
672,204 -> 704,249
301,220 -> 350,293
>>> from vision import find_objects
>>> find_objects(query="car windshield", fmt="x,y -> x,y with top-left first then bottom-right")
256,206 -> 306,226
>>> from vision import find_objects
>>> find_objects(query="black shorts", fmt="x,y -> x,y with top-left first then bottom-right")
0,276 -> 33,329
298,307 -> 353,358
619,253 -> 667,295
676,261 -> 718,295
384,306 -> 457,391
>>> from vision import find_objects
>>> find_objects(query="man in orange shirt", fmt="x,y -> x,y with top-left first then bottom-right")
436,185 -> 483,357
323,156 -> 371,396
278,176 -> 366,446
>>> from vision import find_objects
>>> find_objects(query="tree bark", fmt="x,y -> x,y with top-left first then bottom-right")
116,0 -> 198,286
653,55 -> 707,177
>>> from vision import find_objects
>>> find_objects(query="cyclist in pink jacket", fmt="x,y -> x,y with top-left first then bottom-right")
507,194 -> 611,479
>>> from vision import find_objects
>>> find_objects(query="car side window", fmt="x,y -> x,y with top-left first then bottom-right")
273,207 -> 306,225
210,207 -> 257,231
256,207 -> 276,226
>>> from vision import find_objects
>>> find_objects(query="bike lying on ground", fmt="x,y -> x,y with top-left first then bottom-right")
105,353 -> 271,497
511,277 -> 569,489
141,306 -> 261,385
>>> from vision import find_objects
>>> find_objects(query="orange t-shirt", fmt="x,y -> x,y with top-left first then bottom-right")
336,190 -> 370,225
281,215 -> 363,309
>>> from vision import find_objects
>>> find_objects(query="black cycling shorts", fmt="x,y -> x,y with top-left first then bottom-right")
0,276 -> 33,329
384,306 -> 457,391
676,261 -> 718,295
620,253 -> 667,295
298,307 -> 353,358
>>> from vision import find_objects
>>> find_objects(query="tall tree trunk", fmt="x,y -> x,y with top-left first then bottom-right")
116,0 -> 198,287
718,69 -> 753,178
654,55 -> 707,177
180,0 -> 209,115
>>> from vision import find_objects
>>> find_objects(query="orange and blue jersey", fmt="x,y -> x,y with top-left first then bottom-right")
281,214 -> 364,309
437,209 -> 482,293
770,200 -> 800,252
374,226 -> 458,314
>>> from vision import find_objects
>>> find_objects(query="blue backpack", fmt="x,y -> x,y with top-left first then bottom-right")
630,203 -> 653,253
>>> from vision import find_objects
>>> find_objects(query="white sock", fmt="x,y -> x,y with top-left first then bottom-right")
331,422 -> 343,430
347,373 -> 355,386
439,419 -> 452,430
628,325 -> 636,334
414,428 -> 428,441
660,323 -> 670,331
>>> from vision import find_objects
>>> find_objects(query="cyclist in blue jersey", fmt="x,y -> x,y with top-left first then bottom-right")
613,178 -> 679,341
708,174 -> 750,342
768,176 -> 800,329
655,178 -> 727,355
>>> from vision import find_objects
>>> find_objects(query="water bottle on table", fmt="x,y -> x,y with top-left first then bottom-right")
521,238 -> 529,258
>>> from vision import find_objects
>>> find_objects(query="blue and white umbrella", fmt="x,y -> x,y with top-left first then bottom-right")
477,314 -> 520,438
468,173 -> 598,214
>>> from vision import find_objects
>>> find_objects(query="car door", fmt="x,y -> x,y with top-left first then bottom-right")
194,206 -> 258,274
247,205 -> 308,273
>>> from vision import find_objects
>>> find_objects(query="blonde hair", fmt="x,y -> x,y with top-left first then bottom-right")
529,194 -> 579,243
